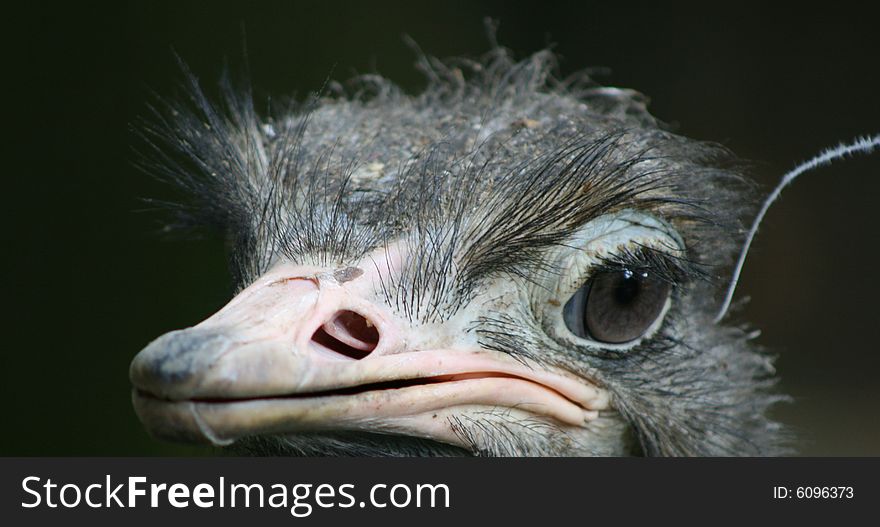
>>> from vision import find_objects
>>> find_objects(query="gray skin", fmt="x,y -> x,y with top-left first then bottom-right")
132,46 -> 788,456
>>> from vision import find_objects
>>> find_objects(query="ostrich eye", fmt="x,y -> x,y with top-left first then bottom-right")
563,268 -> 671,344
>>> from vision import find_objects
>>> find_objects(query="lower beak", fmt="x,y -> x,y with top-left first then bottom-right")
130,264 -> 606,449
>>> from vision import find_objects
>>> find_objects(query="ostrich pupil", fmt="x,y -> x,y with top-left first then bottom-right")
611,270 -> 640,305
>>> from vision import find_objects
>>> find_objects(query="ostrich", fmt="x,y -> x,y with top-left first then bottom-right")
129,45 -> 875,456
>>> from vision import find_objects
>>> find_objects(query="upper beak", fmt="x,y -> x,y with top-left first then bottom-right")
130,263 -> 606,449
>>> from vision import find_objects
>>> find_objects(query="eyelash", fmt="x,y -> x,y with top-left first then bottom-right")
589,244 -> 706,288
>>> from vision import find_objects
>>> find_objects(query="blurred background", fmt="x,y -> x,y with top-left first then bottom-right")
3,1 -> 878,455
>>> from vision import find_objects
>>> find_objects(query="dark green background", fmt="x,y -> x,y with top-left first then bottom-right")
4,1 -> 878,455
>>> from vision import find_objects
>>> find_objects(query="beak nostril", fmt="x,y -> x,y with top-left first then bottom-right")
311,310 -> 380,360
334,310 -> 380,346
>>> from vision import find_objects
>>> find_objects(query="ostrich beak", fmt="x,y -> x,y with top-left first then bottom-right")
130,263 -> 606,448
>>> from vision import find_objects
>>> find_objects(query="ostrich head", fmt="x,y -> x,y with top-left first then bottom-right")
130,47 -> 788,456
